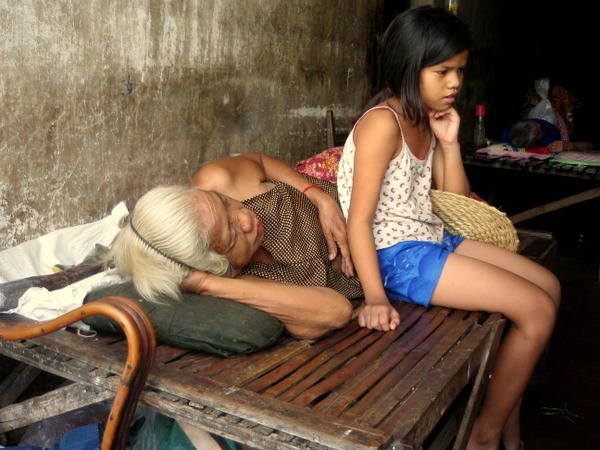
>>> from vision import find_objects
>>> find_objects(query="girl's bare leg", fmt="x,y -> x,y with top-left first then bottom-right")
455,240 -> 561,307
430,244 -> 558,450
454,240 -> 560,450
501,397 -> 523,450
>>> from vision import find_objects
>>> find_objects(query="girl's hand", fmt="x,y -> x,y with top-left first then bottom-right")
310,190 -> 355,277
429,108 -> 460,147
358,301 -> 400,331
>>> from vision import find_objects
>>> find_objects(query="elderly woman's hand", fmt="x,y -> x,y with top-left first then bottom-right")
181,270 -> 210,294
306,189 -> 355,277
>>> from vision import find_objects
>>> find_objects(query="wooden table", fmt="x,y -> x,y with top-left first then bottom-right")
463,152 -> 600,182
463,152 -> 600,225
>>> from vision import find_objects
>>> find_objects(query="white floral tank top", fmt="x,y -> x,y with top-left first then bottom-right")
337,106 -> 444,249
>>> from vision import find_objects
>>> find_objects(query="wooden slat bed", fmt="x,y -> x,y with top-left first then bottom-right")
0,231 -> 555,450
0,304 -> 504,450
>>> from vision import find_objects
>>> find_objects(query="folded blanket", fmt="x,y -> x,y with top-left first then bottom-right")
551,150 -> 600,166
476,143 -> 553,160
3,270 -> 124,324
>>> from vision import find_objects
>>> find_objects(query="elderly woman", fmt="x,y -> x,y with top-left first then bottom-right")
111,152 -> 363,339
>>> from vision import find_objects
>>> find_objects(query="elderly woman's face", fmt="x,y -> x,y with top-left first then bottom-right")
193,190 -> 264,270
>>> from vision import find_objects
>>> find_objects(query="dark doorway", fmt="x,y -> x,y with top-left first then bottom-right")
490,0 -> 597,146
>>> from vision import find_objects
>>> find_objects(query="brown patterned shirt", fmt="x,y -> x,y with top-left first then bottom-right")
240,178 -> 363,299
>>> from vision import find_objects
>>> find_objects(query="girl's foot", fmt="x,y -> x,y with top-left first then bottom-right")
466,419 -> 500,450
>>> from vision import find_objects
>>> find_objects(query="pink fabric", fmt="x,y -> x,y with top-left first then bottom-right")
294,147 -> 343,183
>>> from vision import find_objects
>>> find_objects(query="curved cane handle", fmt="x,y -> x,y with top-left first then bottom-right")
0,296 -> 156,450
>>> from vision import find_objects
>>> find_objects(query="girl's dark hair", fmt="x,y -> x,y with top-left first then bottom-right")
366,6 -> 472,127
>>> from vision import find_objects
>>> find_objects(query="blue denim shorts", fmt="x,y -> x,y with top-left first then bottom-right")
376,233 -> 465,307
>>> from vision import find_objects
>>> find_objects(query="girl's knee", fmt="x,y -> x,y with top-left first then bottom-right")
546,271 -> 561,309
535,264 -> 561,308
519,293 -> 556,341
527,264 -> 561,309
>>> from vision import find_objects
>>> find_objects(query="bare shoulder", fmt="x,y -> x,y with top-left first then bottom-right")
190,153 -> 265,197
190,161 -> 234,191
356,108 -> 401,135
354,108 -> 401,154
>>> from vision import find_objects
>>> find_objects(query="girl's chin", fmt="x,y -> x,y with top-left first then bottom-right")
428,104 -> 453,113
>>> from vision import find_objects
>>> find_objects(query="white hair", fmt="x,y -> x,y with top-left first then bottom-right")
111,185 -> 231,303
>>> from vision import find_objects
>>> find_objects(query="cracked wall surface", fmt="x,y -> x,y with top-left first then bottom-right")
0,0 -> 380,248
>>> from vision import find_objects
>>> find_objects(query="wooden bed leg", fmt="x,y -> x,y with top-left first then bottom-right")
0,296 -> 156,450
0,363 -> 41,408
452,317 -> 506,450
0,382 -> 113,433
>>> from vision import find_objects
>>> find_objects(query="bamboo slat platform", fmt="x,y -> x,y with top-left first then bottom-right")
1,302 -> 505,450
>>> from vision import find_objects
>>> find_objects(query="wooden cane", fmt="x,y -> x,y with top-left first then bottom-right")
0,296 -> 156,450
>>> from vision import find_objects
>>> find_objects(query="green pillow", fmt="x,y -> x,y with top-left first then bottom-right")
83,281 -> 284,357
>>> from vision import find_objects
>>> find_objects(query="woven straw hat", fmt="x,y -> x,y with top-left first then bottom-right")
430,190 -> 519,252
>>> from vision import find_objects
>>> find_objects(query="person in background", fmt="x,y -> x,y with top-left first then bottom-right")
502,117 -> 593,152
502,84 -> 593,152
501,118 -> 560,149
548,85 -> 594,151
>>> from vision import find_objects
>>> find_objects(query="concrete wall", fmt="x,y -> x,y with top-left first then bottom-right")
0,0 -> 381,248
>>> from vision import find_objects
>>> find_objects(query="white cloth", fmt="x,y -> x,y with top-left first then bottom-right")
0,202 -> 129,324
0,202 -> 128,283
4,270 -> 126,323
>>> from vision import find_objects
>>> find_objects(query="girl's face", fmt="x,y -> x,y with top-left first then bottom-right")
419,50 -> 469,111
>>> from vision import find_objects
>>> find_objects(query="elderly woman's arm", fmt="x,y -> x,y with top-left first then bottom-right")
182,271 -> 353,339
192,152 -> 354,276
192,151 -> 324,199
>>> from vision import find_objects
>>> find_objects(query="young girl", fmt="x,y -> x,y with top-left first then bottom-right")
338,6 -> 559,450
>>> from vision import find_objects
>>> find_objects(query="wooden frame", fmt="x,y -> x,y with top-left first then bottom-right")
1,304 -> 504,450
0,297 -> 156,450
